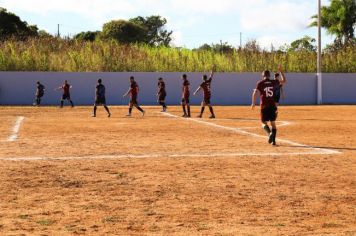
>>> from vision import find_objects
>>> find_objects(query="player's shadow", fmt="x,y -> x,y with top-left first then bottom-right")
290,118 -> 356,122
279,144 -> 356,151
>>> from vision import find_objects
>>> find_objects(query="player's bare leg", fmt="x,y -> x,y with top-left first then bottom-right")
187,104 -> 191,117
60,99 -> 64,108
208,105 -> 215,119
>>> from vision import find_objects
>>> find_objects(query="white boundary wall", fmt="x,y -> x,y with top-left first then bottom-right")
0,72 -> 355,105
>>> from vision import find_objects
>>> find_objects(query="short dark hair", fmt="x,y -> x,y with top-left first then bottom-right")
203,75 -> 208,81
158,77 -> 163,81
98,79 -> 102,83
262,70 -> 270,79
182,74 -> 187,79
130,76 -> 135,80
274,73 -> 280,78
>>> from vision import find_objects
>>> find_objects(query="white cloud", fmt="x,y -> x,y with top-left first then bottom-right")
0,0 -> 323,47
240,0 -> 315,32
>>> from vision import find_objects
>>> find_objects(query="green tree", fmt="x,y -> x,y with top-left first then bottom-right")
289,36 -> 316,52
74,31 -> 100,42
0,7 -> 38,40
129,15 -> 173,46
310,0 -> 356,44
101,20 -> 147,44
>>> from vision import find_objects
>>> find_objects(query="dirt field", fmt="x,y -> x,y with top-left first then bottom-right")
0,106 -> 355,235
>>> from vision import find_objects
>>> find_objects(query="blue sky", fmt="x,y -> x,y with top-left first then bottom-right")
0,0 -> 334,49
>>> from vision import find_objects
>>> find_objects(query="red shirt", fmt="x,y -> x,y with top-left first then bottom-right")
200,77 -> 212,98
256,79 -> 280,107
62,84 -> 70,95
182,80 -> 190,98
130,81 -> 139,97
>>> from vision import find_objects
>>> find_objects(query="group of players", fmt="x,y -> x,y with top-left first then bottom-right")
33,65 -> 286,145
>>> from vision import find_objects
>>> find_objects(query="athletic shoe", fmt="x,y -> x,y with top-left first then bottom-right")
108,113 -> 111,118
182,114 -> 187,117
268,133 -> 274,144
272,141 -> 277,146
197,114 -> 202,118
92,114 -> 96,117
209,115 -> 215,119
126,114 -> 132,117
142,111 -> 145,117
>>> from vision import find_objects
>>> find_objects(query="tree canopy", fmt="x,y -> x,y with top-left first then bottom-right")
0,7 -> 38,40
310,0 -> 356,44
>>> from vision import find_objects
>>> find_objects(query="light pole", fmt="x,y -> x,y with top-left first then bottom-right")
317,0 -> 322,104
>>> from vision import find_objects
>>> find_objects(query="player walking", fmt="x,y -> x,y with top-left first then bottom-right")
193,65 -> 216,119
92,79 -> 111,117
56,80 -> 74,108
157,77 -> 167,112
181,74 -> 191,117
251,65 -> 286,145
123,76 -> 145,117
34,81 -> 45,106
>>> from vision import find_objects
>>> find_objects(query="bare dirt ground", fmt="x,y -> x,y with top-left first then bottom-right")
0,106 -> 355,235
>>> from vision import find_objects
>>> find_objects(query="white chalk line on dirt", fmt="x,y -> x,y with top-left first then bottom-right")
161,112 -> 340,155
0,151 -> 342,161
7,116 -> 25,142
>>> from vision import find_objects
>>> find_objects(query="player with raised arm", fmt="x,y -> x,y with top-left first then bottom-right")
157,77 -> 167,112
251,65 -> 287,145
123,76 -> 145,117
274,71 -> 286,106
92,79 -> 111,118
33,81 -> 45,106
181,74 -> 191,117
56,80 -> 74,108
193,65 -> 216,119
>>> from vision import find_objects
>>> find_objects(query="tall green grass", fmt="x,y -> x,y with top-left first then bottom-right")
0,38 -> 355,72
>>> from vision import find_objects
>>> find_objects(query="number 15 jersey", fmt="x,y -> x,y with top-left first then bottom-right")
255,79 -> 280,108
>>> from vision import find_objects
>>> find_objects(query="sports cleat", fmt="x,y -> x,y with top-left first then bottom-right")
126,113 -> 132,117
268,133 -> 274,144
141,111 -> 145,117
209,115 -> 216,119
92,114 -> 96,117
197,114 -> 202,118
272,141 -> 277,146
182,114 -> 187,117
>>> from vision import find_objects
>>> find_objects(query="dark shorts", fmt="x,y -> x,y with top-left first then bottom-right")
274,95 -> 281,103
181,97 -> 190,105
95,97 -> 106,105
130,95 -> 138,105
203,96 -> 211,105
158,93 -> 166,101
261,105 -> 278,122
36,93 -> 44,98
62,94 -> 71,100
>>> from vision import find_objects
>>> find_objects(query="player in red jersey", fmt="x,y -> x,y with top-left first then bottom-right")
193,65 -> 216,119
123,76 -> 145,117
251,65 -> 286,145
56,80 -> 74,108
181,74 -> 191,117
157,77 -> 167,112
